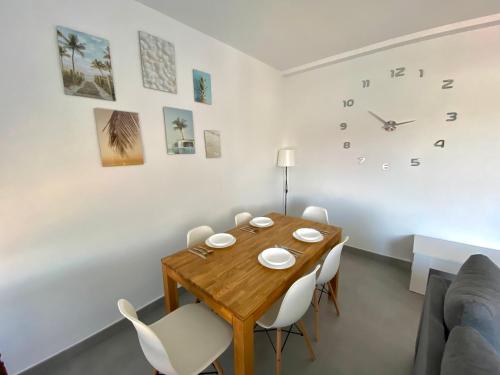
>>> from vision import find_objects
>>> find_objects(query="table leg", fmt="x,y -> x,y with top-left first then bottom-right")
163,265 -> 179,313
233,316 -> 254,375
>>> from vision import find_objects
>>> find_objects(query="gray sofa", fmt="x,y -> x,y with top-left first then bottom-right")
413,254 -> 500,375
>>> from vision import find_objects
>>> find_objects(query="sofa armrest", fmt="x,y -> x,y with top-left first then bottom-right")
413,274 -> 452,375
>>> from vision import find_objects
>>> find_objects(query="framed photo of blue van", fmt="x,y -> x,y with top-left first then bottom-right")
163,107 -> 195,155
193,69 -> 212,105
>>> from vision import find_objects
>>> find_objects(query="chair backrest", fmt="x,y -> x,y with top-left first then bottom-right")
234,212 -> 253,226
117,299 -> 177,375
186,225 -> 214,247
316,236 -> 350,285
302,206 -> 329,225
271,265 -> 321,328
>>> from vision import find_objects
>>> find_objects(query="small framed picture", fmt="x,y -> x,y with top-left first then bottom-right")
193,69 -> 212,105
204,130 -> 221,158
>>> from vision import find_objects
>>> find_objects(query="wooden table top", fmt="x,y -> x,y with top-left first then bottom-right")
162,212 -> 342,321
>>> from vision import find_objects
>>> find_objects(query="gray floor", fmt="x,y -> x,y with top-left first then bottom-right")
26,249 -> 423,375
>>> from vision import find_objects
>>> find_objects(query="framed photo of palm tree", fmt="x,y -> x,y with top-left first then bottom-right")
193,69 -> 212,105
57,26 -> 116,101
163,107 -> 195,155
94,108 -> 144,166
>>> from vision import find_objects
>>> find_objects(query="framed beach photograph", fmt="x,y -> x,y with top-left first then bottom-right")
139,31 -> 177,93
163,107 -> 195,155
94,108 -> 144,166
204,130 -> 221,158
57,26 -> 116,100
193,69 -> 212,104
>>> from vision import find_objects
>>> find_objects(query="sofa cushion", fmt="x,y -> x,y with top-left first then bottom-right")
413,275 -> 451,375
441,326 -> 500,375
444,254 -> 500,353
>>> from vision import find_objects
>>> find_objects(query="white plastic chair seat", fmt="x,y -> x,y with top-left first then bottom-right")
255,266 -> 320,374
316,237 -> 349,286
302,206 -> 329,225
235,212 -> 253,226
187,225 -> 214,248
150,303 -> 232,375
256,295 -> 285,329
256,265 -> 320,330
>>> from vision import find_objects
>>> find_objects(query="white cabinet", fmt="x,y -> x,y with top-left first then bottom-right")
410,235 -> 500,294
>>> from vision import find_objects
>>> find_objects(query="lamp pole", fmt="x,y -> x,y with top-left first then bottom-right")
277,148 -> 295,217
284,166 -> 289,216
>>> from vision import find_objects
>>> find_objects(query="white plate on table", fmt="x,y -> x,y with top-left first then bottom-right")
205,233 -> 236,248
261,247 -> 293,266
293,228 -> 324,243
250,217 -> 274,228
258,248 -> 296,270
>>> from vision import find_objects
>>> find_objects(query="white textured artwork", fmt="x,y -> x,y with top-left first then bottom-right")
138,31 -> 177,93
204,130 -> 221,158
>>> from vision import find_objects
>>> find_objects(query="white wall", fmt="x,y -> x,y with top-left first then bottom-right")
3,2 -> 500,372
283,25 -> 500,261
0,0 -> 283,373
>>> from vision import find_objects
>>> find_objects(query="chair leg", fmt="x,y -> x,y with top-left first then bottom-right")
213,359 -> 224,375
313,288 -> 320,342
276,328 -> 282,375
296,320 -> 316,361
330,271 -> 340,299
326,282 -> 334,301
332,294 -> 341,316
327,283 -> 340,316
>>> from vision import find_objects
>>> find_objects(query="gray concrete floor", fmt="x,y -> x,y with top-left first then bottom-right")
29,249 -> 423,375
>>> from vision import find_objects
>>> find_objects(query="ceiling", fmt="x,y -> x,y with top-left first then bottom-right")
136,0 -> 500,70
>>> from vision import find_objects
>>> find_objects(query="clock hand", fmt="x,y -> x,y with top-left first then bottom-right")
368,111 -> 388,124
394,120 -> 416,126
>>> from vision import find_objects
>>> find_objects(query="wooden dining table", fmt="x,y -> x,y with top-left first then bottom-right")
161,212 -> 342,375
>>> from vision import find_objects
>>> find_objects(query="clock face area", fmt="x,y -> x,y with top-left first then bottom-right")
336,64 -> 461,172
283,25 -> 500,258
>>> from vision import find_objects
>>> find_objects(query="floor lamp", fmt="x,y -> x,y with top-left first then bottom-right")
277,148 -> 296,216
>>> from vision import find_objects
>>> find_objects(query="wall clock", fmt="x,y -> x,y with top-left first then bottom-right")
338,67 -> 457,171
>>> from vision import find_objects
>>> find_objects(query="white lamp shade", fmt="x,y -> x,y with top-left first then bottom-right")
277,148 -> 296,167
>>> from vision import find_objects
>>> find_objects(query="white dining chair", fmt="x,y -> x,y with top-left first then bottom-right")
312,236 -> 349,341
301,206 -> 329,225
187,225 -> 214,248
118,299 -> 232,375
256,265 -> 321,375
234,212 -> 253,226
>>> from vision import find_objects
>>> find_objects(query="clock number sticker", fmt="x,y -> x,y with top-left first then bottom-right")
390,67 -> 405,78
343,141 -> 351,149
434,140 -> 445,148
419,69 -> 424,78
410,158 -> 421,166
343,99 -> 355,108
446,112 -> 458,122
441,79 -> 454,89
340,122 -> 347,130
358,157 -> 366,164
382,163 -> 390,171
362,79 -> 370,88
